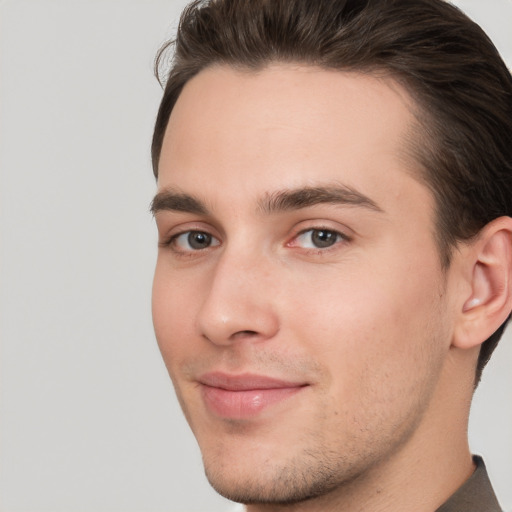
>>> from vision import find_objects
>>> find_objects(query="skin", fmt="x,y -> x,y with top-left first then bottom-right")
152,65 -> 498,511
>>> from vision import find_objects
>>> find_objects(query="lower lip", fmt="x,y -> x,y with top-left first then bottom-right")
201,385 -> 305,419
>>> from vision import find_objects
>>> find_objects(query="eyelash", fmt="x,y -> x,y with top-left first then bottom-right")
159,230 -> 220,252
290,227 -> 350,251
159,227 -> 350,255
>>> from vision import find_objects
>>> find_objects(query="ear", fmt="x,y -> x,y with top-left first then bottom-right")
452,216 -> 512,350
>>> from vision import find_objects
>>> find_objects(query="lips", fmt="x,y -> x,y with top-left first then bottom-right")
199,372 -> 308,419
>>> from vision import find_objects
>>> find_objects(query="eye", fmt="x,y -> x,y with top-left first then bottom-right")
171,230 -> 220,252
294,228 -> 346,249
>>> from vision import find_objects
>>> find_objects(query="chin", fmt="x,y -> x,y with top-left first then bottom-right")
204,464 -> 340,506
201,444 -> 364,507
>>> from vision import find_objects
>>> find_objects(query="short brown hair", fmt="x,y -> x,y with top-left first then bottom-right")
151,0 -> 512,383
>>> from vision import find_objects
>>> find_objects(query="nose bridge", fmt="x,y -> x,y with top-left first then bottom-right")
197,242 -> 279,345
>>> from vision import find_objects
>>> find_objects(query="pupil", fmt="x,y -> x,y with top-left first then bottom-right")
312,230 -> 336,248
188,231 -> 211,249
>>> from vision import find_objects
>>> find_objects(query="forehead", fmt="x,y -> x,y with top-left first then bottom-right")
158,64 -> 428,217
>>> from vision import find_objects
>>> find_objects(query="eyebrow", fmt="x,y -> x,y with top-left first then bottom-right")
259,185 -> 383,214
150,189 -> 209,216
150,184 -> 382,216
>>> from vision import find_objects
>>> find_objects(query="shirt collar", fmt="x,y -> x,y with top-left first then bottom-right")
435,456 -> 502,512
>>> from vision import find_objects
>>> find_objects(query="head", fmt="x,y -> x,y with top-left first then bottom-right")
152,0 -> 512,384
150,0 -> 512,507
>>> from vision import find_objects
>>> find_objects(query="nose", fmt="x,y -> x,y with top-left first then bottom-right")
197,248 -> 280,346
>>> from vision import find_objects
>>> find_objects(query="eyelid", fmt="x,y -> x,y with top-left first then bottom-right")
171,231 -> 221,251
158,221 -> 222,248
286,223 -> 352,251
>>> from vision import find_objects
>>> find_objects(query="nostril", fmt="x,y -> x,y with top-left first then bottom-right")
231,330 -> 260,340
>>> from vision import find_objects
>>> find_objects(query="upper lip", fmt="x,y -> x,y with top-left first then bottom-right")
198,372 -> 308,391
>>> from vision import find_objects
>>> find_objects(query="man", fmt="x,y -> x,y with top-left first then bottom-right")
150,0 -> 512,510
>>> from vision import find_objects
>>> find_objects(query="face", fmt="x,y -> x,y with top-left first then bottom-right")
152,65 -> 456,507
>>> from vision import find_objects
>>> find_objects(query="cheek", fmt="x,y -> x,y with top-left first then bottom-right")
284,252 -> 447,392
152,263 -> 198,365
286,266 -> 447,450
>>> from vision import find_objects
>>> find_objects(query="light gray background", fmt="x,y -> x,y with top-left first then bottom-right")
0,1 -> 511,511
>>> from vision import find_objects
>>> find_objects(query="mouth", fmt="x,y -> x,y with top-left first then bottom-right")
198,372 -> 309,419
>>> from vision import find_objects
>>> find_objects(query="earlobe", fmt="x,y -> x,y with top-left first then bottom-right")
453,217 -> 512,350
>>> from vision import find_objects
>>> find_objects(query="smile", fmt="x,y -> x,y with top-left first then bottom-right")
198,373 -> 308,419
